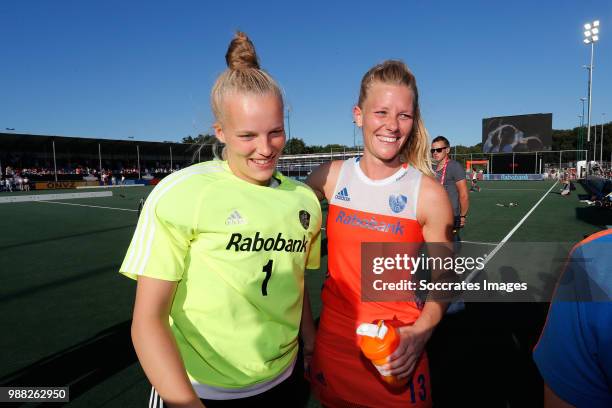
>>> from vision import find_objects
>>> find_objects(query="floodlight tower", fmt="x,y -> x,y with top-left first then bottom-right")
601,113 -> 606,163
583,20 -> 600,145
579,97 -> 587,160
286,105 -> 292,141
285,105 -> 292,154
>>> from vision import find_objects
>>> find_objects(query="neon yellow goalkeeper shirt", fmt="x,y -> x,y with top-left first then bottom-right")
120,160 -> 321,388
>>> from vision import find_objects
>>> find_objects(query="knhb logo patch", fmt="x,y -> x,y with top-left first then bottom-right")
389,194 -> 408,213
299,210 -> 310,230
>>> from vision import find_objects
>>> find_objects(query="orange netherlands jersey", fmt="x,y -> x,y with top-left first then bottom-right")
324,157 -> 424,324
311,158 -> 430,408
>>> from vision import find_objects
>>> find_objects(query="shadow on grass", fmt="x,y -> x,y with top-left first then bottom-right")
0,224 -> 135,252
428,270 -> 549,408
0,321 -> 138,406
0,264 -> 120,303
575,206 -> 612,229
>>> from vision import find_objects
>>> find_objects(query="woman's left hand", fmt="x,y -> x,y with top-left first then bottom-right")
303,336 -> 315,374
300,287 -> 316,375
383,324 -> 433,379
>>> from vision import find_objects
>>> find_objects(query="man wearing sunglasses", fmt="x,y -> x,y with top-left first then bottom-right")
431,136 -> 469,238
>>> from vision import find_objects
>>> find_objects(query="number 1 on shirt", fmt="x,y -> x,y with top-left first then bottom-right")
261,260 -> 273,296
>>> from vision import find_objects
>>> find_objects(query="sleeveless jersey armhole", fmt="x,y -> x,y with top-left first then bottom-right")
413,168 -> 423,223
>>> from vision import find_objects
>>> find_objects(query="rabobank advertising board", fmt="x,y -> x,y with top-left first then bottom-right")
484,174 -> 544,181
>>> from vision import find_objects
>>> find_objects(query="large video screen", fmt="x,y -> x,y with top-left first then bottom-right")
482,113 -> 552,153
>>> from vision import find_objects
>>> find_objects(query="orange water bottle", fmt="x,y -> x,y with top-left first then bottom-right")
356,320 -> 407,387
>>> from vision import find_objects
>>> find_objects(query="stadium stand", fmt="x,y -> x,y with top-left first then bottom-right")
0,133 -> 214,188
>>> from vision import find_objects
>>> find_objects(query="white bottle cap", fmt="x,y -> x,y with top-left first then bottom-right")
356,322 -> 388,339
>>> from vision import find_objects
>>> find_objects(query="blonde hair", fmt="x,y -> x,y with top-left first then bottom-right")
211,32 -> 283,125
358,60 -> 433,176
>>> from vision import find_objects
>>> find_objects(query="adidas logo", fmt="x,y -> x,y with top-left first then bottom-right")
334,187 -> 350,201
225,210 -> 246,225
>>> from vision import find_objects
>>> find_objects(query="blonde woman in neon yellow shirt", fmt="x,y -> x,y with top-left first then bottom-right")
120,32 -> 321,408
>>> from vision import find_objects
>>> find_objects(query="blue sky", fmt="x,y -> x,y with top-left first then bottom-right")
1,0 -> 611,147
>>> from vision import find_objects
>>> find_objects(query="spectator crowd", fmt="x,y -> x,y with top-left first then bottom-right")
1,163 -> 185,192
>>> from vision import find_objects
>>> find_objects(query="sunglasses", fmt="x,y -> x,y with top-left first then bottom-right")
430,147 -> 448,154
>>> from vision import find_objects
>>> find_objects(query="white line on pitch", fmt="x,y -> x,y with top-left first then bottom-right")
76,184 -> 145,189
37,200 -> 138,212
461,240 -> 499,246
465,180 -> 558,283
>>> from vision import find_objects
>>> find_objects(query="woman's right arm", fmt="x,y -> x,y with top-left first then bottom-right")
131,276 -> 204,408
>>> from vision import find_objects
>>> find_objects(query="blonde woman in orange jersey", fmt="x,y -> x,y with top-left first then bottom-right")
307,60 -> 453,408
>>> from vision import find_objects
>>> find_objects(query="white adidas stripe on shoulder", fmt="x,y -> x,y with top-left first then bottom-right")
127,164 -> 224,276
124,167 -> 205,275
123,163 -> 224,276
130,163 -> 224,275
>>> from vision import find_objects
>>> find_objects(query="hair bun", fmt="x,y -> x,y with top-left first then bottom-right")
225,31 -> 260,70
